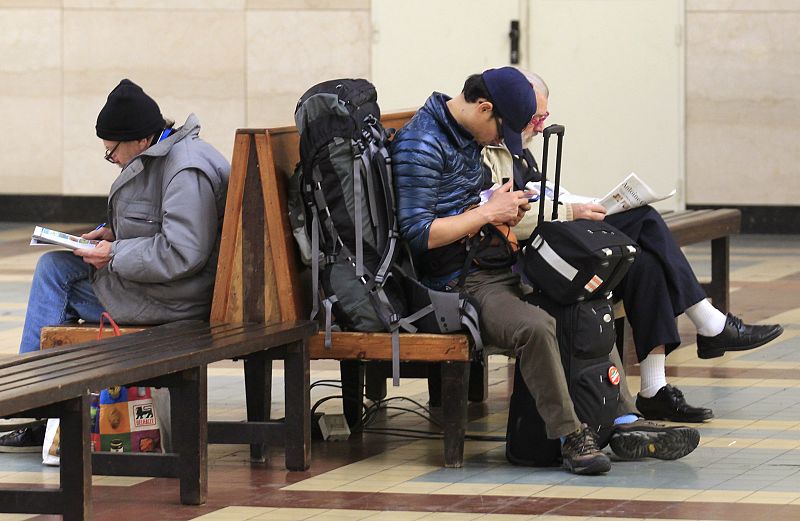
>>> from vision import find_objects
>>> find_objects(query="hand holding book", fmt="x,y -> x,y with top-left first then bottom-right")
30,226 -> 98,250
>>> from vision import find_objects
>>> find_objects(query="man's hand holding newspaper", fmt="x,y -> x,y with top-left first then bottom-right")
525,172 -> 675,217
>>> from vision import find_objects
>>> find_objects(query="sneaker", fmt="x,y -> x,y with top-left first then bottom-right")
636,384 -> 714,423
0,425 -> 46,453
697,313 -> 783,360
609,419 -> 699,460
561,424 -> 611,475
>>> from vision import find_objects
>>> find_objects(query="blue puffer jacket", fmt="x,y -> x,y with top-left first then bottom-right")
391,93 -> 485,259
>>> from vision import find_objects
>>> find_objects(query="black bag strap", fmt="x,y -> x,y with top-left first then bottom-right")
537,124 -> 565,226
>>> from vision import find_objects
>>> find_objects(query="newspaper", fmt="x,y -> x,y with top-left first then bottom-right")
524,173 -> 675,216
595,172 -> 676,216
30,226 -> 97,250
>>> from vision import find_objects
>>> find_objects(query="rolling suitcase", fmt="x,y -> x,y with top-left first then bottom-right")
521,125 -> 638,305
505,293 -> 621,465
506,124 -> 635,466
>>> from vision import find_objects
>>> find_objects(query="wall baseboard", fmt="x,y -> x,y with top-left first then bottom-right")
0,195 -> 107,223
687,205 -> 800,235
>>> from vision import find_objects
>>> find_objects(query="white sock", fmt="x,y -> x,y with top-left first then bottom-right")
639,353 -> 667,398
685,299 -> 727,337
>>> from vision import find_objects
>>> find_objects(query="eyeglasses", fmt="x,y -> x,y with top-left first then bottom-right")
530,112 -> 550,126
104,142 -> 121,163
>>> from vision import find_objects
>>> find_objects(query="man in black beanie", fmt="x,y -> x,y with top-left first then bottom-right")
2,79 -> 231,451
13,77 -> 231,367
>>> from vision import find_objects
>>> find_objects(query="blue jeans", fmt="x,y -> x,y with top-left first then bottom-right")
19,251 -> 106,354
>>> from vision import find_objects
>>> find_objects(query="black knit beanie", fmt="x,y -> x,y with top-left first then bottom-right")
95,79 -> 164,141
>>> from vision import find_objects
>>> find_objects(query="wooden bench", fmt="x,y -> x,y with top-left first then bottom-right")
0,320 -> 315,521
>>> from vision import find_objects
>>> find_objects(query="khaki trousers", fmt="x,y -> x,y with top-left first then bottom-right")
463,268 -> 581,439
463,268 -> 640,439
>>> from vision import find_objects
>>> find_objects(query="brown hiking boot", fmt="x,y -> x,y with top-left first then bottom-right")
609,419 -> 700,460
561,424 -> 611,475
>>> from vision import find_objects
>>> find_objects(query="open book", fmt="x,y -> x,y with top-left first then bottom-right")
525,172 -> 675,216
30,226 -> 97,250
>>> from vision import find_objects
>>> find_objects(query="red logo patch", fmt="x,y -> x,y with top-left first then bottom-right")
608,366 -> 620,385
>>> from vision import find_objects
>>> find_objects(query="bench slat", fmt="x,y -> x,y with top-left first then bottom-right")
663,209 -> 741,245
308,332 -> 470,362
40,325 -> 147,349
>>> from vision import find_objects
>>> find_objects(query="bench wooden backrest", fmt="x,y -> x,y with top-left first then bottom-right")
210,111 -> 417,326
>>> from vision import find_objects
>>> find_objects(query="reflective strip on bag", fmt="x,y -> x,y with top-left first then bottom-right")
534,236 -> 579,281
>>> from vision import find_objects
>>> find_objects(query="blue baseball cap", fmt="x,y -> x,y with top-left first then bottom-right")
481,67 -> 536,155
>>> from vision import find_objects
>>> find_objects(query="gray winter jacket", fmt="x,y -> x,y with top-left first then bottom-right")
92,114 -> 230,324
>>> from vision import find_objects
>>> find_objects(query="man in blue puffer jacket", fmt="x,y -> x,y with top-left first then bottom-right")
392,67 -> 697,475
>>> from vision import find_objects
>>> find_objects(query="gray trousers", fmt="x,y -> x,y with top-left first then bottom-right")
463,268 -> 637,439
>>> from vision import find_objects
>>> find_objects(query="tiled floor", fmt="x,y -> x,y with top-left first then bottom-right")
1,223 -> 799,520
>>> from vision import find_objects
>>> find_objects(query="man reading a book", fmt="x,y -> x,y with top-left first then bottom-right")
1,79 -> 230,452
482,70 -> 784,424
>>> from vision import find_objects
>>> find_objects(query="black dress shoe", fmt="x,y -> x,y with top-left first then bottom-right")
636,384 -> 714,423
697,313 -> 783,360
0,425 -> 46,453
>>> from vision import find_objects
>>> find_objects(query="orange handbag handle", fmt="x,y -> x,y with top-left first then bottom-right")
97,311 -> 121,339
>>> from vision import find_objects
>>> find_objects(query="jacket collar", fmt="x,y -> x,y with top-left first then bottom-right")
108,114 -> 200,199
139,113 -> 200,159
424,93 -> 476,150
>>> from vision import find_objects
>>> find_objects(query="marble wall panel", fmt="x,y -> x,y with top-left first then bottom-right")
63,0 -> 245,9
0,8 -> 62,194
0,1 -> 60,6
687,0 -> 800,11
686,9 -> 800,205
246,9 -> 371,128
62,8 -> 246,196
247,0 -> 369,10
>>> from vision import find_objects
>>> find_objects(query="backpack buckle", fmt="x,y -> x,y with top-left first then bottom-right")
363,114 -> 378,126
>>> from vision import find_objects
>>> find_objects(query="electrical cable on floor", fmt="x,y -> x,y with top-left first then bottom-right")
309,379 -> 504,441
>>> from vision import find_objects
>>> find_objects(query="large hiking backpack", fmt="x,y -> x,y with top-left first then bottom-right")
294,79 -> 482,385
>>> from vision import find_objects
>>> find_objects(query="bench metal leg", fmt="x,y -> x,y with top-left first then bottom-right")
0,397 -> 91,520
427,364 -> 442,407
60,394 -> 92,521
708,236 -> 731,313
170,366 -> 207,505
441,361 -> 469,468
284,339 -> 310,471
365,363 -> 388,402
244,352 -> 273,463
340,360 -> 365,430
430,358 -> 486,407
468,356 -> 489,403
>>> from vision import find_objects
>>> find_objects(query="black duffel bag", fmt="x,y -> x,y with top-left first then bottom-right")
521,125 -> 638,304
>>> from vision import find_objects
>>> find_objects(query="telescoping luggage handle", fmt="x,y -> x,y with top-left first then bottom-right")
537,124 -> 566,227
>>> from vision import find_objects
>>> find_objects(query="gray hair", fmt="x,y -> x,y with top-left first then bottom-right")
514,68 -> 550,98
